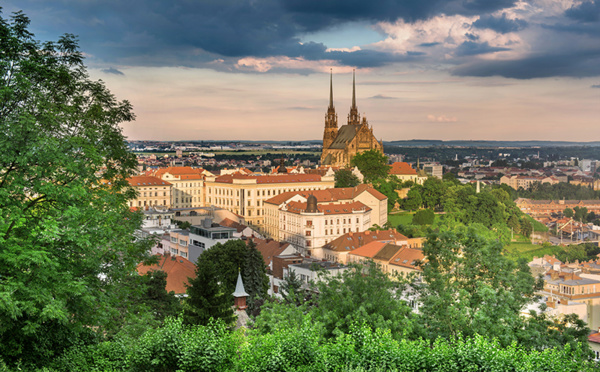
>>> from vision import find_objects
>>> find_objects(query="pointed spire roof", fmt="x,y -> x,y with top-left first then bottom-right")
232,271 -> 249,298
348,69 -> 360,125
329,69 -> 334,109
351,69 -> 356,110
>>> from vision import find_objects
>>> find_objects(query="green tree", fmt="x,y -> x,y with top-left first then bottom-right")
412,209 -> 435,225
334,168 -> 360,188
312,261 -> 414,339
371,176 -> 401,212
350,150 -> 390,183
414,228 -> 541,347
184,239 -> 268,325
564,207 -> 574,218
574,206 -> 588,222
279,270 -> 304,306
184,260 -> 235,326
402,188 -> 422,211
142,270 -> 183,322
0,11 -> 149,368
421,178 -> 446,210
243,239 -> 270,313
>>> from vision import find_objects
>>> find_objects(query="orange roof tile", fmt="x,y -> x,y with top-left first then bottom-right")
284,200 -> 370,215
128,175 -> 172,187
137,254 -> 196,294
154,166 -> 205,178
214,173 -> 322,184
220,218 -> 248,233
249,237 -> 291,266
324,229 -> 409,253
348,241 -> 387,258
389,246 -> 425,270
264,185 -> 385,205
390,162 -> 417,176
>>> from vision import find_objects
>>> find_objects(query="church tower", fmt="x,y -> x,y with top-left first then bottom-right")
322,69 -> 338,150
348,69 -> 361,125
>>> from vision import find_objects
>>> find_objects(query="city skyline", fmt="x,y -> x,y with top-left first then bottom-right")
3,0 -> 599,142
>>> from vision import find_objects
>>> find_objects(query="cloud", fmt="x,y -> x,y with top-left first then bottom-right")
472,13 -> 528,33
427,114 -> 457,122
369,94 -> 395,99
101,67 -> 124,75
592,84 -> 600,88
455,41 -> 510,56
452,48 -> 600,78
3,0 -> 519,70
565,0 -> 600,23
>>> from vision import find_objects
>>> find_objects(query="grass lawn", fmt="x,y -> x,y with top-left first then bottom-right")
504,235 -> 562,262
388,212 -> 414,226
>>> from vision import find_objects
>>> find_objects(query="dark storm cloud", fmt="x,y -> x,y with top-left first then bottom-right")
455,41 -> 510,56
101,67 -> 124,75
283,0 -> 518,23
472,13 -> 528,33
3,0 -> 518,70
565,0 -> 600,22
418,42 -> 441,47
452,48 -> 600,79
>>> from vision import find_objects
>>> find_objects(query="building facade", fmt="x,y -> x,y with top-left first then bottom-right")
263,185 -> 387,239
321,71 -> 383,167
204,173 -> 335,228
127,175 -> 172,208
278,197 -> 372,255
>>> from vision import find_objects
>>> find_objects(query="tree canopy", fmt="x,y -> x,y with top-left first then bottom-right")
0,10 -> 150,368
350,150 -> 390,184
334,168 -> 360,188
184,239 -> 268,326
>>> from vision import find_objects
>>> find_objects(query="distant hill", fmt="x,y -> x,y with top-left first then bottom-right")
384,140 -> 600,147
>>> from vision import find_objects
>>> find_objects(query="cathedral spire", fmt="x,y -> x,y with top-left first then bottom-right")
348,69 -> 360,125
329,69 -> 334,110
351,69 -> 356,110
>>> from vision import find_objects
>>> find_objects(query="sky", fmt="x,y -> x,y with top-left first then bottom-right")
2,0 -> 599,142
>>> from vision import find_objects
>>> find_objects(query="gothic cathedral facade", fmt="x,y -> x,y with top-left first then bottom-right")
320,71 -> 384,167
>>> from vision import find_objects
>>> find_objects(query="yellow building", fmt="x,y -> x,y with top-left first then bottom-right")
321,71 -> 383,167
204,173 -> 335,229
153,166 -> 209,208
127,175 -> 172,209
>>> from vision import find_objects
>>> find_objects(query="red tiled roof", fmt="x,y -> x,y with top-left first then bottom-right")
284,200 -> 370,215
389,162 -> 417,176
128,175 -> 172,187
154,166 -> 205,178
389,246 -> 425,270
264,184 -> 385,205
214,173 -> 322,184
348,241 -> 387,258
324,229 -> 409,253
248,237 -> 291,266
137,254 -> 196,294
219,218 -> 248,233
588,332 -> 600,344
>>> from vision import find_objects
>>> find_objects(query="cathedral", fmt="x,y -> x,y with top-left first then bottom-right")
320,71 -> 384,167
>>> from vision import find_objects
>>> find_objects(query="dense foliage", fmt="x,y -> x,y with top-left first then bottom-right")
0,10 -> 151,368
350,150 -> 391,184
34,316 -> 595,372
184,240 -> 269,325
334,168 -> 360,188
